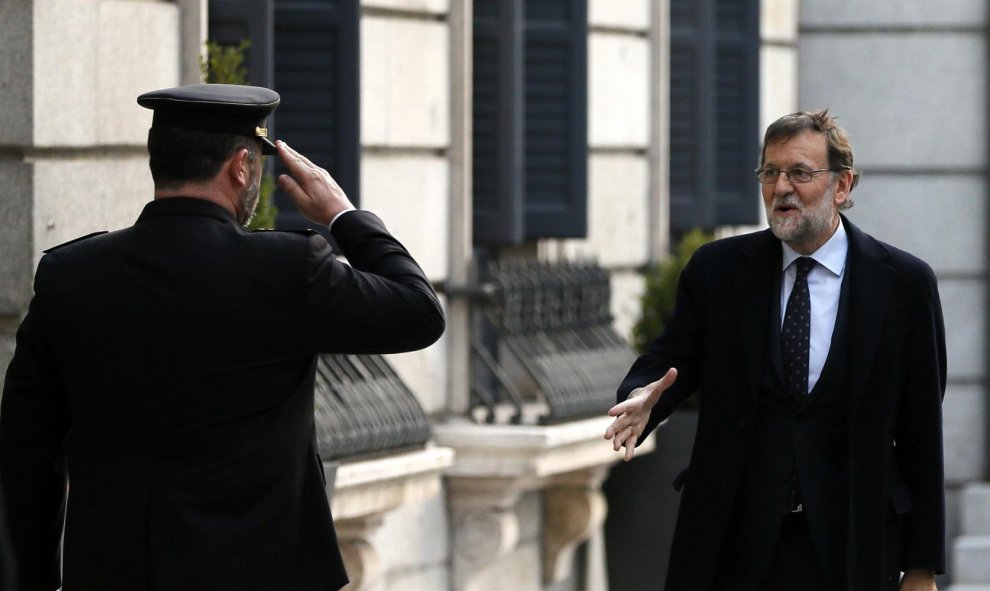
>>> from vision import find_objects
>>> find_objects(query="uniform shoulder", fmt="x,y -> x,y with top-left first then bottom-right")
42,231 -> 109,254
249,228 -> 319,237
246,227 -> 322,247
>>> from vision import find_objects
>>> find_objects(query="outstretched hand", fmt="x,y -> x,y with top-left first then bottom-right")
604,368 -> 678,461
275,140 -> 355,226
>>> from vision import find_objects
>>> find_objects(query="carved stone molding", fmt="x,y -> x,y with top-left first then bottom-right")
329,446 -> 455,591
543,468 -> 609,584
434,417 -> 655,591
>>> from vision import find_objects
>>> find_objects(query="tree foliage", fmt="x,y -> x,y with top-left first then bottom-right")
631,229 -> 713,354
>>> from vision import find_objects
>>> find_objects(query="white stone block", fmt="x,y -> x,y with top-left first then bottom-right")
588,33 -> 650,148
32,156 -> 152,262
97,1 -> 181,145
467,543 -> 542,591
953,536 -> 990,584
0,0 -> 33,145
361,17 -> 449,148
937,279 -> 985,381
382,565 -> 450,591
359,154 -> 449,280
589,0 -> 648,31
384,339 -> 448,416
362,0 -> 448,14
799,34 -> 985,169
0,159 -> 35,315
34,0 -> 179,147
761,0 -> 797,42
961,484 -> 990,537
564,153 -> 649,267
34,0 -> 99,146
759,45 -> 798,133
372,494 -> 449,571
801,0 -> 984,28
609,269 -> 646,346
845,175 -> 986,275
942,385 -> 987,484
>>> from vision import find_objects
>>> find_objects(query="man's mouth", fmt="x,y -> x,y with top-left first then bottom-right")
775,201 -> 801,214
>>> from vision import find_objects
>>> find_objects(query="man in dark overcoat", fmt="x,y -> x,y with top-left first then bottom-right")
606,111 -> 945,591
0,84 -> 445,591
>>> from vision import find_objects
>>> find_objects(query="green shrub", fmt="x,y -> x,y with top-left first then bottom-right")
199,40 -> 277,231
631,228 -> 713,354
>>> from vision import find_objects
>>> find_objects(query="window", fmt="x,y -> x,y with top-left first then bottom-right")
669,0 -> 760,231
209,0 -> 360,232
472,0 -> 588,245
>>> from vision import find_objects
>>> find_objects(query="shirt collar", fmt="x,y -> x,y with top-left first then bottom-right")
780,218 -> 848,277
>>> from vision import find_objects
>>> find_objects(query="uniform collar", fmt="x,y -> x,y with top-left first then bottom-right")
137,197 -> 237,225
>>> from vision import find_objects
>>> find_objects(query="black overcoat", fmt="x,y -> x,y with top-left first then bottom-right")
619,216 -> 946,591
0,198 -> 445,591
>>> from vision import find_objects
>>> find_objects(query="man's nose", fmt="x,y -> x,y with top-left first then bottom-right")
774,173 -> 795,196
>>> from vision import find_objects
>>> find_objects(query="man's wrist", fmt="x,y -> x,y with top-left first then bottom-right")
328,208 -> 357,229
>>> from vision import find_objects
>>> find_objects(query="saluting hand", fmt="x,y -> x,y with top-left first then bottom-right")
604,368 -> 678,461
275,140 -> 355,226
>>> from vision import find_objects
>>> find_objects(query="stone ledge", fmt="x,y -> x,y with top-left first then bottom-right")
330,445 -> 455,520
434,416 -> 655,481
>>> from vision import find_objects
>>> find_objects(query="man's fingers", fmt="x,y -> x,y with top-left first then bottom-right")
277,174 -> 308,207
623,434 -> 638,461
647,367 -> 678,397
276,140 -> 316,172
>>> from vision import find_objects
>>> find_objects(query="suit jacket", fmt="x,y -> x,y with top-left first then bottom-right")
618,216 -> 947,591
0,197 -> 445,591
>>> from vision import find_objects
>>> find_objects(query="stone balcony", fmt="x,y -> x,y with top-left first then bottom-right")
434,416 -> 656,591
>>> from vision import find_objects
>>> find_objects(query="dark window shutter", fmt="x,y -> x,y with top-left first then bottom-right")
669,0 -> 759,232
473,0 -> 525,245
472,0 -> 588,246
669,0 -> 714,231
208,0 -> 274,89
272,0 -> 360,232
523,0 -> 587,239
713,0 -> 759,225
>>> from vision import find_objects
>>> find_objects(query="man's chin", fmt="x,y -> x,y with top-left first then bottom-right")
768,217 -> 802,242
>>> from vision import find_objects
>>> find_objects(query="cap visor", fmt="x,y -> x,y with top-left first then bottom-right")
260,136 -> 277,156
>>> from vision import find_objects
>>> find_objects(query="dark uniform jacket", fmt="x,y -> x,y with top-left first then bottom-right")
618,216 -> 946,591
0,197 -> 445,591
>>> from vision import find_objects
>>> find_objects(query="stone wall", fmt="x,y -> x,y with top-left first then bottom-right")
0,0 -> 196,394
798,0 -> 989,584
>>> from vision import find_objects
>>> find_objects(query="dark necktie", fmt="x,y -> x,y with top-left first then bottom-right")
781,257 -> 815,398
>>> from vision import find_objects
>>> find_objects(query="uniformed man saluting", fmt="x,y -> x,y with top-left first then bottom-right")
0,84 -> 445,591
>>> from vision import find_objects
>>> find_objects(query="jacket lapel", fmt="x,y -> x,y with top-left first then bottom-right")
841,216 -> 895,414
735,230 -> 781,404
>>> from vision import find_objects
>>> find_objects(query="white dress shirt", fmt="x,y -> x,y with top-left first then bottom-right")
779,221 -> 848,392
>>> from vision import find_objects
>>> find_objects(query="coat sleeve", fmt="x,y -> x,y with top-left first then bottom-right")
303,210 -> 446,354
617,249 -> 707,442
0,265 -> 69,591
894,264 -> 948,573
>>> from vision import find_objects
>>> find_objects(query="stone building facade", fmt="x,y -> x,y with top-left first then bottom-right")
0,0 -> 987,589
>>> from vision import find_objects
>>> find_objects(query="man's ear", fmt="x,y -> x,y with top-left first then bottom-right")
227,148 -> 251,189
833,168 -> 854,206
